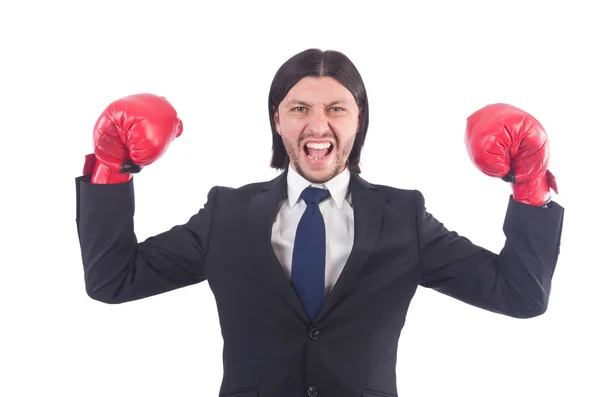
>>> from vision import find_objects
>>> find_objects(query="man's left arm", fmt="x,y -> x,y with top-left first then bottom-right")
418,103 -> 565,318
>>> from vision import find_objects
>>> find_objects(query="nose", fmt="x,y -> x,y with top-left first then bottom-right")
306,107 -> 330,134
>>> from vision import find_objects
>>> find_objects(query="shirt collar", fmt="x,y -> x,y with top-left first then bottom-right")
287,165 -> 350,210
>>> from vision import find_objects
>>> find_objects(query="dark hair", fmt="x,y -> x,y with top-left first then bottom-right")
268,48 -> 370,174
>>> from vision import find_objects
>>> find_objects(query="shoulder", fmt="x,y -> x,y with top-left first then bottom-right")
206,172 -> 285,199
354,174 -> 426,208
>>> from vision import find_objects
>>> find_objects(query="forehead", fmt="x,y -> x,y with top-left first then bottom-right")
282,76 -> 355,104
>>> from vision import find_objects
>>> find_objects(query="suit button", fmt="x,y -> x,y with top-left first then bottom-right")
309,327 -> 320,340
307,386 -> 318,397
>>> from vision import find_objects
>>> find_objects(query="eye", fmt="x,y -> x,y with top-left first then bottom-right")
291,107 -> 306,112
330,107 -> 345,112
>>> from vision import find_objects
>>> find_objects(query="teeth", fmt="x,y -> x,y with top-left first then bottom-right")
306,142 -> 332,150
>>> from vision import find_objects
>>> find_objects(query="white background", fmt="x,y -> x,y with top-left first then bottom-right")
1,0 -> 598,396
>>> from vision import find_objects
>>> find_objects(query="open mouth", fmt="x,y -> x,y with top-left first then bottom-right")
303,142 -> 334,161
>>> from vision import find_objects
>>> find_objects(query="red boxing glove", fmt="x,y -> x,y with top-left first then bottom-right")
85,93 -> 183,184
465,103 -> 558,206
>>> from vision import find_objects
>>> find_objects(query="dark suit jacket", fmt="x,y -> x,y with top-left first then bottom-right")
74,169 -> 564,397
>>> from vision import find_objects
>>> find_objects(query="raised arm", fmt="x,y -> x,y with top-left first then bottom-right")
74,93 -> 215,304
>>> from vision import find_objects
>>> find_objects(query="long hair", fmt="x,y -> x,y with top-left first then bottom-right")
268,48 -> 370,174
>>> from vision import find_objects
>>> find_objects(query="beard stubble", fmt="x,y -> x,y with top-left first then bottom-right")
282,133 -> 355,184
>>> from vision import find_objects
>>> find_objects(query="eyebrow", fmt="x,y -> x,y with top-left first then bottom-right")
285,99 -> 350,107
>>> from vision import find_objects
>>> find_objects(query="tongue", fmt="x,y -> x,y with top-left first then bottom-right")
308,148 -> 327,159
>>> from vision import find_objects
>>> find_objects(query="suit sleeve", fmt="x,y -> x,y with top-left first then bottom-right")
414,190 -> 564,318
75,174 -> 218,304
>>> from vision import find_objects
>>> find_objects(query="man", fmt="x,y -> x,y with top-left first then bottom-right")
75,48 -> 564,397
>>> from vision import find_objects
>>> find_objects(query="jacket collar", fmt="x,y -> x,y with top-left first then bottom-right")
251,167 -> 384,325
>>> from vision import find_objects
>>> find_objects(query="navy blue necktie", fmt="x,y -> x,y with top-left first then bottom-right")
291,187 -> 330,323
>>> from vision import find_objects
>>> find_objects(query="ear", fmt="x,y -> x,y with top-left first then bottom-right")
274,110 -> 281,135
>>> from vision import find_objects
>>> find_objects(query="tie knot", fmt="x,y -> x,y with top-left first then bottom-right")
301,187 -> 330,205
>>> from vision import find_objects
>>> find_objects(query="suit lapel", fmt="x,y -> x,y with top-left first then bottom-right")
248,169 -> 385,325
315,173 -> 385,323
248,169 -> 310,322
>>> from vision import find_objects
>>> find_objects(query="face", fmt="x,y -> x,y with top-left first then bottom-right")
274,76 -> 361,184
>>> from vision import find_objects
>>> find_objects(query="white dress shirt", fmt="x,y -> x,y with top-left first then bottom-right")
271,166 -> 355,296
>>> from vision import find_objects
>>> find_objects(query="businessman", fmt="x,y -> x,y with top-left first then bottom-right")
75,48 -> 564,397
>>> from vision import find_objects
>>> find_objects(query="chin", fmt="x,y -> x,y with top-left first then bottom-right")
303,170 -> 335,184
296,159 -> 343,184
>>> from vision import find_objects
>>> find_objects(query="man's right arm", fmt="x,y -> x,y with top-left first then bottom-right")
75,174 -> 217,304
